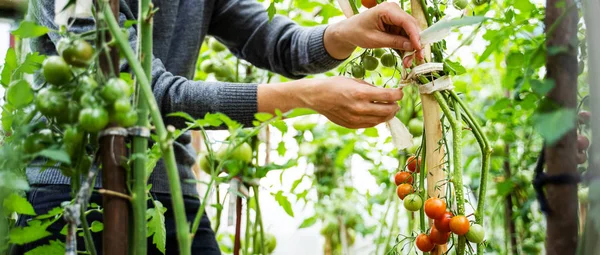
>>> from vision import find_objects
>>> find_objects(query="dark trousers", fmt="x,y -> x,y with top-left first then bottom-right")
12,184 -> 221,255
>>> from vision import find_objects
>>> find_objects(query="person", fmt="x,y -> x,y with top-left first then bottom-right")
17,0 -> 423,254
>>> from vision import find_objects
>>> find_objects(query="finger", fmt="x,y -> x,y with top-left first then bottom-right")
348,115 -> 389,128
361,86 -> 404,102
403,54 -> 414,68
351,102 -> 399,117
375,32 -> 415,51
380,4 -> 422,51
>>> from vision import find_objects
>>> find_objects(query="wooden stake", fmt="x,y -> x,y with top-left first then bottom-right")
410,1 -> 447,254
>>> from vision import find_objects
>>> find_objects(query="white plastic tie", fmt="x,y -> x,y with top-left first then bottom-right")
386,117 -> 413,150
55,0 -> 93,26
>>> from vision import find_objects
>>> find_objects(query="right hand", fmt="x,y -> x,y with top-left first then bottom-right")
299,76 -> 402,129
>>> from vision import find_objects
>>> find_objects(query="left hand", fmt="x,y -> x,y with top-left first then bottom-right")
324,2 -> 424,66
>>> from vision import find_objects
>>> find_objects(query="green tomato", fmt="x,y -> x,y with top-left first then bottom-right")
42,56 -> 73,85
23,129 -> 54,154
61,39 -> 94,67
197,152 -> 214,174
79,107 -> 109,133
373,48 -> 386,58
216,142 -> 253,164
453,0 -> 468,9
351,65 -> 365,78
403,194 -> 423,211
113,98 -> 132,113
492,140 -> 506,156
408,118 -> 424,137
380,53 -> 396,67
73,75 -> 99,100
80,93 -> 100,107
465,224 -> 485,243
114,110 -> 138,127
101,78 -> 131,103
200,60 -> 216,73
63,126 -> 84,159
209,39 -> 227,52
362,55 -> 379,71
56,103 -> 81,125
35,88 -> 68,117
6,80 -> 34,108
56,37 -> 71,55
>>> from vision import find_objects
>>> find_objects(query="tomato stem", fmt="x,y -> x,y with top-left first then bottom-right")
419,133 -> 427,233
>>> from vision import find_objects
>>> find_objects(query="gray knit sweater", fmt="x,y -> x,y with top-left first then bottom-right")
27,0 -> 343,195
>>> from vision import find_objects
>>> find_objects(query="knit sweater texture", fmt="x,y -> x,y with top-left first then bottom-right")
27,0 -> 343,195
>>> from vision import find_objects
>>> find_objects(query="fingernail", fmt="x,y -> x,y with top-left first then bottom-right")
403,42 -> 413,51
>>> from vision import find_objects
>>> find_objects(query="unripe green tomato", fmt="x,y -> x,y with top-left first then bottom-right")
380,53 -> 396,67
216,142 -> 253,164
465,224 -> 485,243
73,75 -> 98,100
362,55 -> 379,71
79,107 -> 109,133
351,65 -> 365,78
408,118 -> 424,137
80,93 -> 100,108
114,110 -> 138,127
453,0 -> 468,9
264,233 -> 277,254
492,140 -> 506,156
56,103 -> 81,125
42,56 -> 73,85
6,80 -> 34,108
23,130 -> 54,154
200,60 -> 216,73
403,194 -> 423,211
209,39 -> 227,52
101,78 -> 132,103
373,48 -> 386,58
61,39 -> 94,67
113,98 -> 132,113
35,88 -> 68,117
197,152 -> 213,174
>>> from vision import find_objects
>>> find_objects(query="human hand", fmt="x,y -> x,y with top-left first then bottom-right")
324,2 -> 423,66
297,76 -> 402,129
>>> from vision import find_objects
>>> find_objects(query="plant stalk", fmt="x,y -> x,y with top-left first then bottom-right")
103,7 -> 191,254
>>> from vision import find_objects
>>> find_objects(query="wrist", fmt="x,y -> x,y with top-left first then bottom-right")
257,79 -> 319,114
324,22 -> 356,60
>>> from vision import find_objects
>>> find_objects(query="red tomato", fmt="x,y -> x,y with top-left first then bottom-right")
415,234 -> 435,252
407,156 -> 421,173
449,215 -> 470,235
361,0 -> 378,8
578,135 -> 590,151
429,226 -> 451,245
396,183 -> 413,200
424,197 -> 447,220
579,111 -> 591,125
577,151 -> 587,165
394,171 -> 413,185
434,212 -> 453,233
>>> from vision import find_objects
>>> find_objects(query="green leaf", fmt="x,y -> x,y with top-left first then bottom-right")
16,52 -> 46,74
284,108 -> 317,118
290,176 -> 304,193
363,127 -> 378,137
124,20 -> 138,28
3,193 -> 36,215
35,206 -> 63,220
514,0 -> 535,13
496,180 -> 514,197
147,201 -> 167,254
24,240 -> 65,255
274,191 -> 294,217
298,215 -> 318,228
271,120 -> 288,133
267,2 -> 276,21
90,221 -> 104,232
254,112 -> 273,122
9,220 -> 52,244
443,59 -> 466,75
277,141 -> 286,156
506,51 -> 525,68
11,21 -> 49,38
167,112 -> 195,123
531,108 -> 576,145
37,149 -> 71,164
1,48 -> 17,87
6,80 -> 34,108
530,79 -> 555,96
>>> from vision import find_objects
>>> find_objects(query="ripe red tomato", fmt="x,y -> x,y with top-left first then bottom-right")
434,212 -> 453,233
394,171 -> 413,185
429,226 -> 451,245
449,215 -> 470,235
406,156 -> 421,173
424,197 -> 446,220
361,0 -> 377,8
396,183 -> 413,200
415,234 -> 435,252
579,111 -> 591,125
578,135 -> 590,151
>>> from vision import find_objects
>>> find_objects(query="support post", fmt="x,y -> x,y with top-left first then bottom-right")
410,1 -> 447,254
544,0 -> 579,254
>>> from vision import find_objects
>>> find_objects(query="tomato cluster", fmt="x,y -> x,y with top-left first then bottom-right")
393,155 -> 425,211
412,197 -> 485,252
349,49 -> 397,79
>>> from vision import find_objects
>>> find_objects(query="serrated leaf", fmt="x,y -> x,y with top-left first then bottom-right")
255,112 -> 273,122
147,201 -> 167,254
274,191 -> 294,217
3,193 -> 36,215
1,48 -> 17,87
271,120 -> 288,133
90,221 -> 104,232
443,59 -> 466,75
267,2 -> 276,21
35,206 -> 63,220
167,112 -> 195,123
298,215 -> 318,228
276,141 -> 286,156
11,21 -> 50,38
530,79 -> 555,96
9,220 -> 52,244
37,149 -> 71,164
16,52 -> 46,74
531,108 -> 576,145
24,240 -> 65,255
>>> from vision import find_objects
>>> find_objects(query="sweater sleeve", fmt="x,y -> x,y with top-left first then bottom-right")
28,0 -> 258,128
208,0 -> 345,79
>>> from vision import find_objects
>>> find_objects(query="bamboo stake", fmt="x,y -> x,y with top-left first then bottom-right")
409,1 -> 447,254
